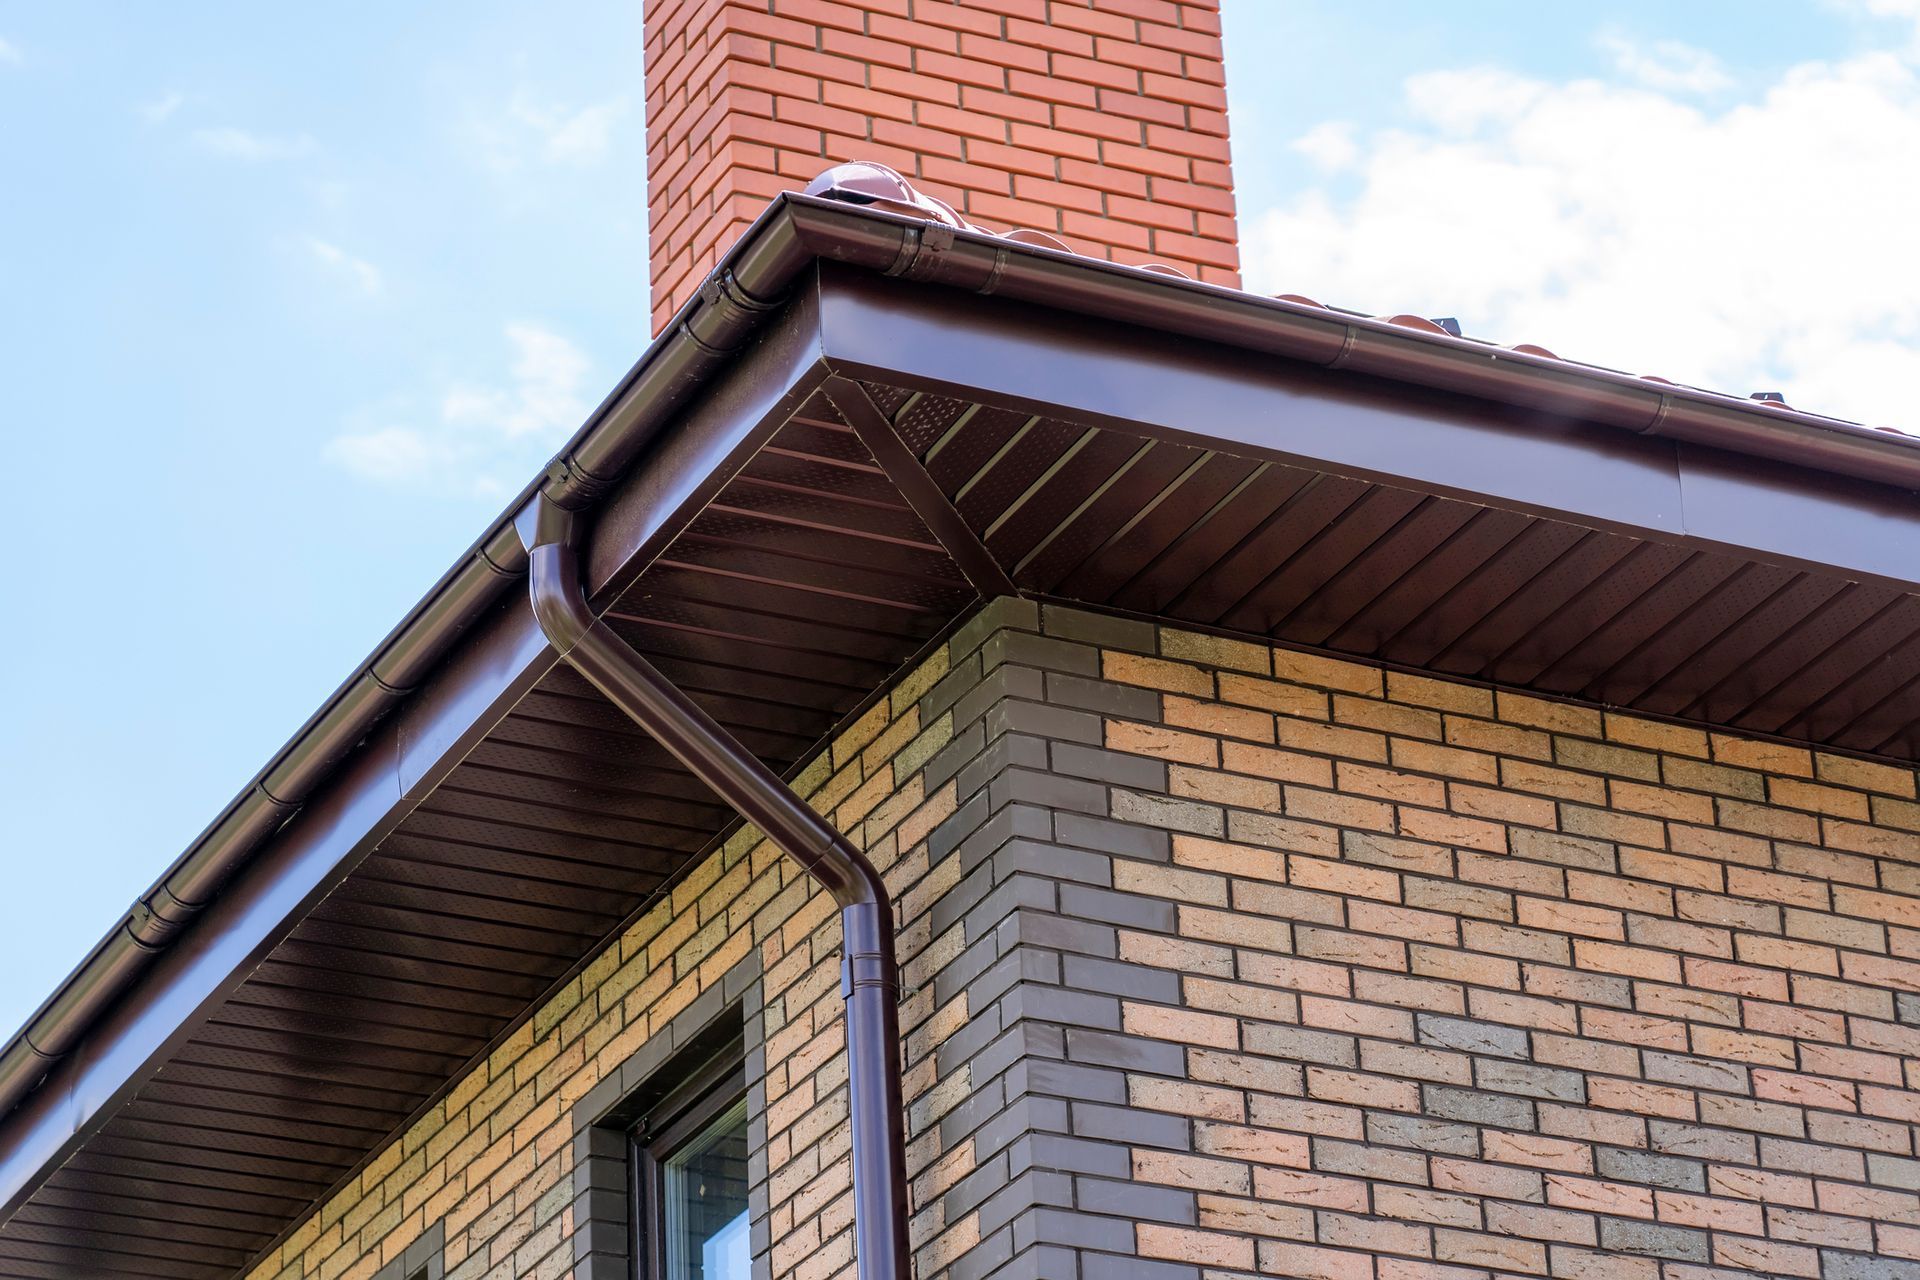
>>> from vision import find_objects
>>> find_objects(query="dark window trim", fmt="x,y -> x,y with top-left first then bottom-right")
370,1219 -> 443,1280
627,1039 -> 748,1280
571,969 -> 760,1280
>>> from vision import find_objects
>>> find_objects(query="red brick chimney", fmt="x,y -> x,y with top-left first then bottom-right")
642,0 -> 1239,332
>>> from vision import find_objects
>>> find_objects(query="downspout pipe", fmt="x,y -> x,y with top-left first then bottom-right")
514,493 -> 910,1280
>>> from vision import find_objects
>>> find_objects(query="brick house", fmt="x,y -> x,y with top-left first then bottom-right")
5,3 -> 1920,1280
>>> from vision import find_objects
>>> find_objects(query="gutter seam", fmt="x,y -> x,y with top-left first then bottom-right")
1639,393 -> 1675,436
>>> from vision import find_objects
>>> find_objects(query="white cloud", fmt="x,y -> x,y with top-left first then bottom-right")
325,324 -> 591,494
1243,46 -> 1920,432
442,324 -> 590,436
1838,0 -> 1920,22
0,37 -> 20,65
138,91 -> 185,124
473,90 -> 630,171
1835,0 -> 1920,55
1598,32 -> 1734,95
323,427 -> 437,483
1292,121 -> 1359,172
304,238 -> 383,295
191,126 -> 315,161
515,91 -> 627,163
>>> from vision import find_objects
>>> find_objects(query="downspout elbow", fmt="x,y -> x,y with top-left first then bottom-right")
515,494 -> 892,909
515,499 -> 594,656
792,823 -> 891,914
515,492 -> 911,1280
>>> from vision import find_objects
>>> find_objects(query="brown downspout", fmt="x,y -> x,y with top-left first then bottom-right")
514,493 -> 911,1280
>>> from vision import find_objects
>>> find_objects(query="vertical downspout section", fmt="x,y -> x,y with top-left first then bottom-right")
515,494 -> 911,1280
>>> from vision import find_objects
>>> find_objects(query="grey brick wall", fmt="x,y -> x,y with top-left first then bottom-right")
917,600 -> 1920,1280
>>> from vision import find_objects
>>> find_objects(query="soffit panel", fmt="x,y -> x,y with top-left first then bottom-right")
0,388 -> 972,1279
855,379 -> 1920,761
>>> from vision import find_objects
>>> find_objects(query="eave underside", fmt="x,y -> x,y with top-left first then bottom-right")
5,269 -> 1918,1277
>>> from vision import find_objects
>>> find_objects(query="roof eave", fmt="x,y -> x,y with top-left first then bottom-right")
5,189 -> 1916,1211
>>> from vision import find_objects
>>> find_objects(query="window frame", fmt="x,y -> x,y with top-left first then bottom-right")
368,1219 -> 443,1280
626,1037 -> 749,1280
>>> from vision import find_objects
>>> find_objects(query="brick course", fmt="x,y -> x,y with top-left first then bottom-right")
959,604 -> 1920,1280
643,0 -> 1240,331
245,598 -> 1920,1280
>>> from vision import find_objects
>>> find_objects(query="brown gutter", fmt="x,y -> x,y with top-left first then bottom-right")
0,203 -> 810,1124
776,185 -> 1920,491
5,185 -> 1915,1134
517,493 -> 909,1280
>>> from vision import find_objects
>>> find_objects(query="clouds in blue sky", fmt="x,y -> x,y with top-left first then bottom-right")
484,88 -> 632,168
1595,30 -> 1734,94
137,89 -> 186,123
325,321 -> 591,497
190,124 -> 317,161
0,2 -> 652,1037
301,78 -> 625,496
1239,2 -> 1920,431
104,39 -> 636,498
302,236 -> 384,295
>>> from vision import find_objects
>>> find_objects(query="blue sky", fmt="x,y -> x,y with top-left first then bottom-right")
0,1 -> 1916,1036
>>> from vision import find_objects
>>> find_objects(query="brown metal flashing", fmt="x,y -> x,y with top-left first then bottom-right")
775,198 -> 1920,491
821,375 -> 1019,599
813,267 -> 1920,594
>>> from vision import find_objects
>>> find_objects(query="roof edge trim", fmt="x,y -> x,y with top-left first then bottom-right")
790,199 -> 1920,490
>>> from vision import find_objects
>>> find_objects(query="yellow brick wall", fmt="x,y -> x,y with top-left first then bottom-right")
1079,624 -> 1920,1278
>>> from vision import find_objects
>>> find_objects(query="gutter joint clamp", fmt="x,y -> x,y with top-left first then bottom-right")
540,457 -> 615,508
1638,393 -> 1674,436
1326,325 -> 1360,371
885,223 -> 955,281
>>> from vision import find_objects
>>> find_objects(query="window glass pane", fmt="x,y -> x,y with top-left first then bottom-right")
663,1097 -> 750,1280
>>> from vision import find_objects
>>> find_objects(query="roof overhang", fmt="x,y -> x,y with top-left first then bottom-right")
817,261 -> 1919,592
4,193 -> 1918,1275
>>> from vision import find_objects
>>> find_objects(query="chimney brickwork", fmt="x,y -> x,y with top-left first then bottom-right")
643,0 -> 1239,332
